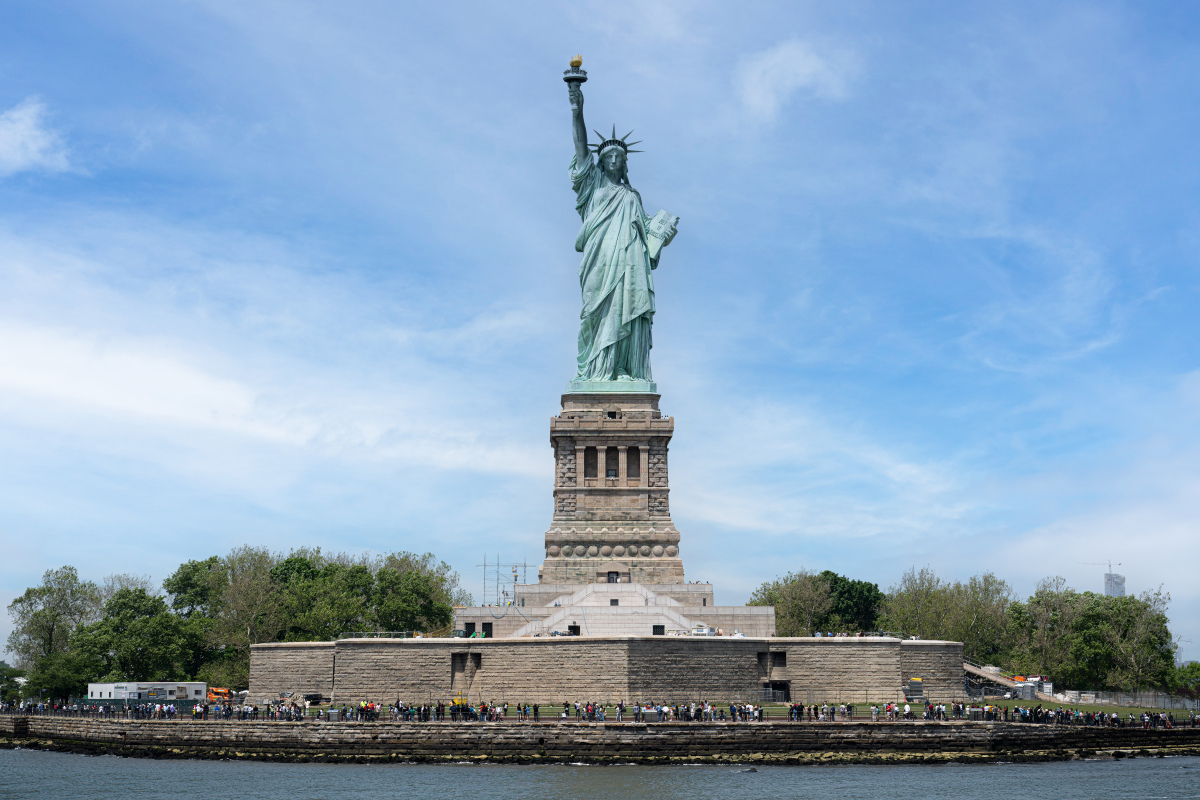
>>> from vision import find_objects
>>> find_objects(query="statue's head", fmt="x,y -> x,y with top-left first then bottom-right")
591,126 -> 642,184
599,147 -> 626,181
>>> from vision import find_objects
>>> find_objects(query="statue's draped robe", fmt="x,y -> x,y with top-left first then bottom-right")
570,154 -> 656,382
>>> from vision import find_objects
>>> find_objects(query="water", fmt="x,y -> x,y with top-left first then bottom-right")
2,749 -> 1198,799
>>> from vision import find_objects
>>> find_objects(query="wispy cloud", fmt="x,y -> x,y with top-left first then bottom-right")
953,226 -> 1122,372
0,322 -> 268,434
670,393 -> 970,541
0,98 -> 69,177
737,39 -> 853,120
0,218 -> 549,481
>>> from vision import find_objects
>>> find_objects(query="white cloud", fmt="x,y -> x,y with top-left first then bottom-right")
737,39 -> 852,120
0,218 -> 552,483
0,321 -> 313,444
671,396 -> 966,540
0,98 -> 69,177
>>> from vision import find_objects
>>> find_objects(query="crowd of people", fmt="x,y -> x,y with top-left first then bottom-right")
192,703 -> 307,721
0,701 -> 184,718
970,703 -> 1186,728
2,698 -> 1196,728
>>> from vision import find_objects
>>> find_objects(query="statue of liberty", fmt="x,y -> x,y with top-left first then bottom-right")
566,66 -> 677,391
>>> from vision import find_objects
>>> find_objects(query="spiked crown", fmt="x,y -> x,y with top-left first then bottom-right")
591,124 -> 643,157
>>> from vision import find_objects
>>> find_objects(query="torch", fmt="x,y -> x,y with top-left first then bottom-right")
563,55 -> 587,85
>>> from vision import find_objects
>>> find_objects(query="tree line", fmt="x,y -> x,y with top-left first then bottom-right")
5,547 -> 470,701
7,553 -> 1194,702
748,566 -> 1193,694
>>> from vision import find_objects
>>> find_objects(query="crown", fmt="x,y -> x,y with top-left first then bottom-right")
590,124 -> 643,156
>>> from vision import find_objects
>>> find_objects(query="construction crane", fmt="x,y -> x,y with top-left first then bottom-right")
1083,561 -> 1125,597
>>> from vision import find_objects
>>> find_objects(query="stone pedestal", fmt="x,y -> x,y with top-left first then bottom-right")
540,392 -> 684,585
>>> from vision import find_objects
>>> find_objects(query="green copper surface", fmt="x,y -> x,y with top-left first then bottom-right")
566,378 -> 657,393
566,76 -> 677,387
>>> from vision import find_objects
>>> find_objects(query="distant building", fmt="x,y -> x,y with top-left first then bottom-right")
87,681 -> 207,704
1104,572 -> 1126,597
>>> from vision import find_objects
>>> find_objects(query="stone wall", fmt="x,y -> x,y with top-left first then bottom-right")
555,439 -> 577,487
248,642 -> 334,701
251,637 -> 963,705
900,640 -> 965,701
781,638 -> 902,700
625,638 -> 762,700
326,639 -> 633,704
7,716 -> 1200,763
647,440 -> 668,488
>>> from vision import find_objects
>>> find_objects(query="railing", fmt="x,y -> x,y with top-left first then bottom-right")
580,477 -> 642,487
3,703 -> 1195,726
1070,690 -> 1199,712
337,631 -> 416,639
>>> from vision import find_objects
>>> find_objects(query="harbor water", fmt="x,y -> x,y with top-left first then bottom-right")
2,748 -> 1198,799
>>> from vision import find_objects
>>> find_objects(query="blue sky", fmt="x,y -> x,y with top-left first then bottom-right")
2,1 -> 1199,662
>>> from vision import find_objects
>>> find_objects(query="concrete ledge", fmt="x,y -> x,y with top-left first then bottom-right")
5,717 -> 1199,765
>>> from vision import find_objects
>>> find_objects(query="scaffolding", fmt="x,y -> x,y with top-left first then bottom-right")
476,554 -> 531,607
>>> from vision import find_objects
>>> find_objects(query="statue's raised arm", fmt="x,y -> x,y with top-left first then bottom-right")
568,82 -> 589,165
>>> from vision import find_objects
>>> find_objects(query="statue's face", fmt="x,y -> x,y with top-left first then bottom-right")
600,148 -> 626,180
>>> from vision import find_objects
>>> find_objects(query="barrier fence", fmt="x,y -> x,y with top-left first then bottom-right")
3,703 -> 1196,727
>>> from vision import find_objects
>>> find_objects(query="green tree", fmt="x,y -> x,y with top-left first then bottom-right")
879,566 -> 953,639
379,551 -> 472,607
1176,661 -> 1200,695
24,649 -> 102,703
749,569 -> 833,636
944,572 -> 1013,663
204,546 -> 283,689
8,546 -> 469,694
75,588 -> 187,682
270,555 -> 325,640
1007,576 -> 1082,678
374,568 -> 453,632
1057,593 -> 1119,690
271,556 -> 374,640
163,556 -> 222,618
159,557 -> 223,679
100,573 -> 156,605
313,563 -> 375,636
6,566 -> 100,669
819,570 -> 884,632
0,661 -> 25,702
876,568 -> 1013,663
1007,581 -> 1176,692
1106,587 -> 1175,692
